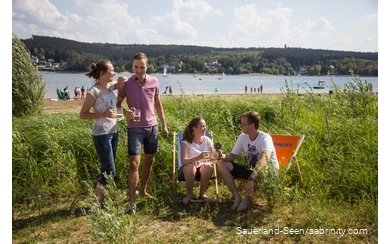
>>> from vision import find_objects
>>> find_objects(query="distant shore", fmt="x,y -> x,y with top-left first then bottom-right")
43,90 -> 377,114
39,70 -> 282,77
43,93 -> 284,114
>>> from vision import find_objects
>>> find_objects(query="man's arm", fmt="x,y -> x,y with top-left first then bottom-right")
244,150 -> 271,197
116,95 -> 124,107
113,76 -> 127,91
154,95 -> 168,138
220,152 -> 239,162
250,150 -> 271,180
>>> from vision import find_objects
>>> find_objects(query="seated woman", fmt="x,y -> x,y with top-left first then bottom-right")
179,117 -> 215,205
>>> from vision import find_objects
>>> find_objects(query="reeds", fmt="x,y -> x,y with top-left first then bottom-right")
12,75 -> 378,242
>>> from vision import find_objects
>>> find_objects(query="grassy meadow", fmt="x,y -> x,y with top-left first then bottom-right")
12,77 -> 378,243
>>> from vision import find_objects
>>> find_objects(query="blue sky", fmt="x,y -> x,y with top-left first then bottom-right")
11,0 -> 379,52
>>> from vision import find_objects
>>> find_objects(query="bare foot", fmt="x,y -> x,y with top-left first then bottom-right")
231,197 -> 242,210
182,194 -> 192,205
139,191 -> 154,199
200,194 -> 213,203
237,197 -> 250,211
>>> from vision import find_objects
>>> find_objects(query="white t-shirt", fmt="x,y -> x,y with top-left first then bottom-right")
182,136 -> 213,163
231,131 -> 279,169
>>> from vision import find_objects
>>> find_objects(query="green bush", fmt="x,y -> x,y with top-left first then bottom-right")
12,34 -> 45,117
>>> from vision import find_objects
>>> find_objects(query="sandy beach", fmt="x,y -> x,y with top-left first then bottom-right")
43,93 -> 284,114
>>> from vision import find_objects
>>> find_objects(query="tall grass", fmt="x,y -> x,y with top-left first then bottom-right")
12,75 -> 377,241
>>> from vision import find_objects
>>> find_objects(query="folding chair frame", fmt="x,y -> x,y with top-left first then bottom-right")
172,131 -> 219,202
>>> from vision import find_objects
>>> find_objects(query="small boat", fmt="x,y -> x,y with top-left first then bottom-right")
50,98 -> 58,102
163,67 -> 168,77
313,80 -> 325,89
199,78 -> 203,80
217,77 -> 222,80
214,88 -> 220,92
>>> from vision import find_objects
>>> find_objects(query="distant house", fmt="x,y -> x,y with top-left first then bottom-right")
31,55 -> 39,64
48,58 -> 54,63
298,67 -> 308,75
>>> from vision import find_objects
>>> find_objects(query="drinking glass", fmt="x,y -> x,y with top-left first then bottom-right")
203,150 -> 211,160
115,107 -> 124,121
133,109 -> 141,122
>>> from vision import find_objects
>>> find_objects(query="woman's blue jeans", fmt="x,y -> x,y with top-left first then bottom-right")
92,132 -> 118,185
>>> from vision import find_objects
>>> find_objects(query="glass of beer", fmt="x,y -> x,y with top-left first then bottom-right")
210,151 -> 219,162
115,107 -> 124,121
203,150 -> 211,160
133,109 -> 141,122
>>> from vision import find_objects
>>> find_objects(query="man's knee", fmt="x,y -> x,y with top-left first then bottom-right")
129,157 -> 140,170
217,161 -> 230,172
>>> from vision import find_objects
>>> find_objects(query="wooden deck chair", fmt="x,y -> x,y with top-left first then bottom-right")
172,131 -> 219,202
234,134 -> 305,188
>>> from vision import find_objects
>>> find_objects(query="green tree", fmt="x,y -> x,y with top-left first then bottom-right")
12,34 -> 45,117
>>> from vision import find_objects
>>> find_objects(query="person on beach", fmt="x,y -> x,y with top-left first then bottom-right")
179,117 -> 216,205
116,52 -> 169,214
163,86 -> 168,95
217,111 -> 279,211
260,85 -> 263,94
79,60 -> 124,207
81,86 -> 86,100
368,83 -> 373,94
56,87 -> 60,98
245,85 -> 247,94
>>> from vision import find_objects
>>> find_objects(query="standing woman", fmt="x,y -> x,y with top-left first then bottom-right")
79,60 -> 124,206
180,117 -> 215,205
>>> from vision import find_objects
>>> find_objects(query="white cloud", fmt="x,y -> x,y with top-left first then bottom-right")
173,0 -> 213,20
12,0 -> 67,30
364,13 -> 378,20
301,17 -> 334,32
148,12 -> 197,41
213,10 -> 223,16
11,0 -> 377,52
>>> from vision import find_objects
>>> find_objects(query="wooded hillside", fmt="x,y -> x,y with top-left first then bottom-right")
21,35 -> 378,76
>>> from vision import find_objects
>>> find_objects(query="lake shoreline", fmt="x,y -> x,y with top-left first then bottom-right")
43,93 -> 286,114
40,70 -> 379,77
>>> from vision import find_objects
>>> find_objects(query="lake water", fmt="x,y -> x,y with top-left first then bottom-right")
40,71 -> 378,99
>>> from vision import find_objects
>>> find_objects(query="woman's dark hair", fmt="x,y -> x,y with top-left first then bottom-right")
85,60 -> 112,83
182,117 -> 203,143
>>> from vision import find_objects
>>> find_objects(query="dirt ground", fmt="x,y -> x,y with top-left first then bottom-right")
43,99 -> 85,114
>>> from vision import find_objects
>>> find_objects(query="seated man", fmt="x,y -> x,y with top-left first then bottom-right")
217,111 -> 279,211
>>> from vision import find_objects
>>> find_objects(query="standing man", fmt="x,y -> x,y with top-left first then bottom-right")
117,52 -> 169,214
260,85 -> 263,94
217,111 -> 278,211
